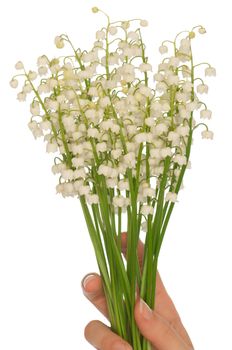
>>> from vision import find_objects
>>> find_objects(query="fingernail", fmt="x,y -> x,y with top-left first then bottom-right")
139,299 -> 153,320
81,273 -> 97,291
112,342 -> 130,350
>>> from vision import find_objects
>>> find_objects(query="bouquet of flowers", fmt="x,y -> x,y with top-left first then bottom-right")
10,7 -> 215,349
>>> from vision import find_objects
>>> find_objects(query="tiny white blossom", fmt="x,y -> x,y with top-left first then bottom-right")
198,27 -> 206,34
118,180 -> 130,191
141,205 -> 154,216
86,194 -> 99,205
205,67 -> 216,77
200,109 -> 212,119
165,192 -> 178,202
201,130 -> 214,139
54,36 -> 64,48
111,149 -> 122,159
159,45 -> 168,54
17,92 -> 26,102
15,61 -> 24,70
143,187 -> 156,197
197,83 -> 208,94
96,142 -> 107,153
140,20 -> 148,27
61,169 -> 74,181
109,26 -> 118,35
139,63 -> 152,72
113,196 -> 126,208
79,185 -> 91,196
46,142 -> 58,153
174,154 -> 187,166
10,79 -> 18,88
96,30 -> 106,40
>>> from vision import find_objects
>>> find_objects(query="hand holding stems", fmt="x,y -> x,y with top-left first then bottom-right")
81,233 -> 194,350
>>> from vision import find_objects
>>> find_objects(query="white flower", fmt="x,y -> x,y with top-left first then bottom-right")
17,92 -> 26,102
109,26 -> 117,35
113,195 -> 126,207
46,142 -> 58,153
198,27 -> 206,34
139,63 -> 152,72
150,148 -> 161,159
28,71 -> 37,81
79,185 -> 91,196
141,221 -> 147,232
61,169 -> 74,180
160,147 -> 172,158
15,61 -> 24,70
72,157 -> 85,168
174,154 -> 187,166
106,178 -> 118,188
167,74 -> 179,85
128,31 -> 139,41
96,142 -> 107,153
159,45 -> 168,54
135,133 -> 147,144
182,81 -> 193,93
153,73 -> 164,82
30,101 -> 40,116
141,205 -> 154,216
140,20 -> 148,27
10,79 -> 18,88
85,109 -> 97,120
38,66 -> 48,76
40,120 -> 51,130
201,130 -> 214,139
145,117 -> 155,127
169,56 -> 180,67
96,30 -> 105,40
156,82 -> 167,93
143,187 -> 156,197
176,125 -> 190,136
117,180 -> 129,191
99,96 -> 111,108
165,192 -> 178,202
200,109 -> 212,119
123,152 -> 136,168
205,67 -> 216,77
73,168 -> 86,178
139,85 -> 152,97
111,149 -> 122,159
88,87 -> 99,97
197,84 -> 208,94
54,36 -> 64,48
86,194 -> 99,205
37,55 -> 49,66
155,123 -> 168,135
87,128 -> 99,138
168,131 -> 179,142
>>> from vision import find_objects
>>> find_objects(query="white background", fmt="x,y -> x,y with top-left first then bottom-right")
0,0 -> 231,349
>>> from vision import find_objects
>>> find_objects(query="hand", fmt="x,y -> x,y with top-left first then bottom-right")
81,233 -> 194,350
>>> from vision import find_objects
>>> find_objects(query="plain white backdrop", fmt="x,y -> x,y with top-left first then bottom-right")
0,0 -> 231,349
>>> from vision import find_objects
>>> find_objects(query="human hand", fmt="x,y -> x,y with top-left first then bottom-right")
81,233 -> 194,350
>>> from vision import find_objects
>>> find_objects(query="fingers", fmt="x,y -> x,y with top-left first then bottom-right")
81,273 -> 109,319
84,320 -> 132,350
121,232 -> 192,346
134,299 -> 193,350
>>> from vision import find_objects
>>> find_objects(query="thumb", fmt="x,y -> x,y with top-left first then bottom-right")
134,299 -> 193,350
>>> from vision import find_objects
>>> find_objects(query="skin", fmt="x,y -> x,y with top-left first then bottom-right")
81,232 -> 194,350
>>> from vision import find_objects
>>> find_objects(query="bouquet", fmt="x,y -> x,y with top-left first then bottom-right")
10,7 -> 215,349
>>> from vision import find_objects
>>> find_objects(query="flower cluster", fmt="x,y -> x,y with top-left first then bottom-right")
10,9 -> 215,220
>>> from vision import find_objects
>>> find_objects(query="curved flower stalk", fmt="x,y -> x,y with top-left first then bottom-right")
10,7 -> 215,350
